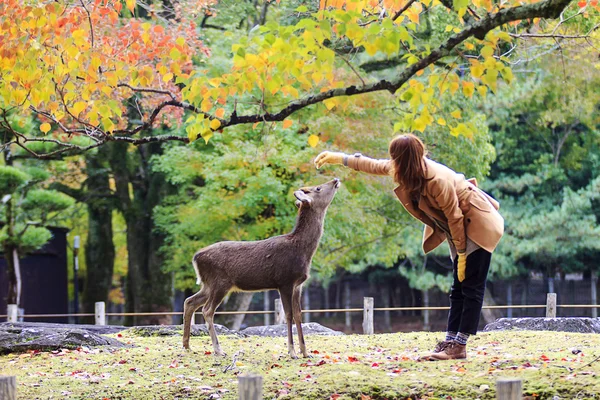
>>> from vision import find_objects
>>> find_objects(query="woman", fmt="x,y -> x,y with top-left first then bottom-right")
314,134 -> 504,361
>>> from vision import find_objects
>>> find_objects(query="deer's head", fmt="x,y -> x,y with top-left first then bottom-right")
294,178 -> 340,213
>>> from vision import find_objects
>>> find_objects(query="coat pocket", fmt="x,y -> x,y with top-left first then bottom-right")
469,192 -> 492,213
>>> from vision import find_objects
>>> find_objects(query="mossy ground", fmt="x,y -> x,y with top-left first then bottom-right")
1,330 -> 599,399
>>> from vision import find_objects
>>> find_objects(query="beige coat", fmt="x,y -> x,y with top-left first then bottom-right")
347,155 -> 504,254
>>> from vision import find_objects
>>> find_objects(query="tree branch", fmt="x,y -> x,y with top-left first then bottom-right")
4,0 -> 574,159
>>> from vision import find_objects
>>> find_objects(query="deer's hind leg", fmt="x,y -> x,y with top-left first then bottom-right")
183,288 -> 209,350
203,286 -> 230,357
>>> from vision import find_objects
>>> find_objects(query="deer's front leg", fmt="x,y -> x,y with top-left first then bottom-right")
292,285 -> 310,358
279,286 -> 298,359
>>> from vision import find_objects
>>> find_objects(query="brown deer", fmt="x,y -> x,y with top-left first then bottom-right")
182,178 -> 341,358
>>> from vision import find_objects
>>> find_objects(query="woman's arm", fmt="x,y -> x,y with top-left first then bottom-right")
315,151 -> 392,176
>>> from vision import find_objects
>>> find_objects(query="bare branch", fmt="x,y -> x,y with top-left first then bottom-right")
391,0 -> 418,21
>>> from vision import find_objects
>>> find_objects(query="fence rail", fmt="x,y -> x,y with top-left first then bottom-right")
2,299 -> 598,320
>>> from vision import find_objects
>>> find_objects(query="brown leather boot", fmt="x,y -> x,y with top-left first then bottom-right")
417,340 -> 452,361
427,341 -> 467,361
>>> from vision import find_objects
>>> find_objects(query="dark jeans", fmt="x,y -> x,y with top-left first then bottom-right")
447,248 -> 492,335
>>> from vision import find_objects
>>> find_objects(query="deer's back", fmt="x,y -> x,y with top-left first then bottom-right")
193,235 -> 311,291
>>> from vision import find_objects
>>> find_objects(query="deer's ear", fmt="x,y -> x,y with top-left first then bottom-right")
294,190 -> 312,207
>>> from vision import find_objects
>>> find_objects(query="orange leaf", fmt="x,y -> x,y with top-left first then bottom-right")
283,119 -> 293,129
215,108 -> 225,118
40,122 -> 51,134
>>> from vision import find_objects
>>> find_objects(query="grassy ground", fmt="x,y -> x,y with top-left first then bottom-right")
1,330 -> 599,399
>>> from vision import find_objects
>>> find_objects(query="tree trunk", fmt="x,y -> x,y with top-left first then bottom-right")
110,141 -> 173,325
82,149 -> 115,316
481,287 -> 502,325
220,292 -> 254,330
5,246 -> 21,307
591,270 -> 598,318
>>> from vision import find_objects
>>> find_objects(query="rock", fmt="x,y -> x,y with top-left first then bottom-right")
0,324 -> 129,354
240,322 -> 344,337
483,317 -> 600,333
122,324 -> 244,337
0,322 -> 126,335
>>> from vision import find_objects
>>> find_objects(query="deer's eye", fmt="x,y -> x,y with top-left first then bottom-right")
316,187 -> 321,192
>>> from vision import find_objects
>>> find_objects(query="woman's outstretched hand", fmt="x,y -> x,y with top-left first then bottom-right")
314,151 -> 345,169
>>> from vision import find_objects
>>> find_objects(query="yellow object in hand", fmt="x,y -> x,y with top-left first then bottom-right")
457,252 -> 467,282
314,151 -> 345,169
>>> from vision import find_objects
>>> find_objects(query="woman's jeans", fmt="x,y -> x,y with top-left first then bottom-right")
447,248 -> 492,335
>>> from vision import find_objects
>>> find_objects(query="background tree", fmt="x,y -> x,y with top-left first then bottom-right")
0,164 -> 74,307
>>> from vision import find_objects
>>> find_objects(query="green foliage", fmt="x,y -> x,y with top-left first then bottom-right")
0,166 -> 29,195
21,189 -> 75,215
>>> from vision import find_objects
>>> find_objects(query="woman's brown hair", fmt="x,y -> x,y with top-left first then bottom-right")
389,134 -> 429,193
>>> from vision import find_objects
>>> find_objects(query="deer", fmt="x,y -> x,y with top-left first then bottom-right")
182,178 -> 341,359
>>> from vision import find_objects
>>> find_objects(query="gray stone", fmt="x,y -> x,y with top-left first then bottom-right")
0,324 -> 129,354
483,317 -> 600,333
122,324 -> 244,337
0,322 -> 126,335
240,322 -> 344,337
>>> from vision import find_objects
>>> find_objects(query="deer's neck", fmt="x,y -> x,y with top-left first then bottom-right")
290,208 -> 326,253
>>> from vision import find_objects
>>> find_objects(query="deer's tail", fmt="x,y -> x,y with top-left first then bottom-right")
192,256 -> 201,286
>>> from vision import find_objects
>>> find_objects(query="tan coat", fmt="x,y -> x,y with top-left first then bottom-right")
347,155 -> 504,254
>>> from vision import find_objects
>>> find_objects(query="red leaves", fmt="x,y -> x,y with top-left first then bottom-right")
347,356 -> 359,363
371,362 -> 379,368
578,0 -> 587,7
330,394 -> 341,400
118,359 -> 127,364
540,354 -> 550,362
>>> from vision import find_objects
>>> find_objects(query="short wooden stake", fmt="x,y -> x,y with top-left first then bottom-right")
362,297 -> 374,335
7,305 -> 17,323
546,293 -> 557,318
0,376 -> 16,400
95,301 -> 106,325
496,378 -> 522,400
274,298 -> 284,325
238,373 -> 263,400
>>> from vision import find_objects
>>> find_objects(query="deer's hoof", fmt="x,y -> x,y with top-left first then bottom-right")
214,350 -> 226,357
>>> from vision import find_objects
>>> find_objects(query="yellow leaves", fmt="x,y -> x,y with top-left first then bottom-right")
201,130 -> 213,144
40,122 -> 51,134
451,110 -> 462,119
283,119 -> 293,129
323,98 -> 338,110
126,0 -> 136,13
71,102 -> 87,118
480,45 -> 495,59
470,61 -> 485,79
462,81 -> 475,98
209,119 -> 221,130
308,134 -> 319,148
437,118 -> 446,126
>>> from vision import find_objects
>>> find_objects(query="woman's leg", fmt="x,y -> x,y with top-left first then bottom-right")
427,249 -> 492,360
446,255 -> 463,337
457,249 -> 492,336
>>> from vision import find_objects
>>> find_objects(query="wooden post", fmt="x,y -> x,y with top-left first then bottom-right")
263,291 -> 270,326
7,305 -> 17,323
238,373 -> 263,400
546,293 -> 557,318
362,297 -> 374,335
95,301 -> 106,325
0,376 -> 16,400
274,298 -> 284,325
496,378 -> 522,400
